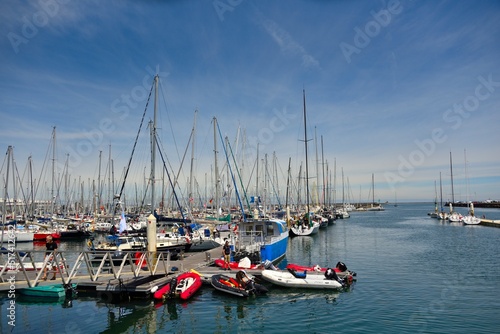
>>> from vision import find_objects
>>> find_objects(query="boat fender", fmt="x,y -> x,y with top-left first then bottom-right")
190,269 -> 202,277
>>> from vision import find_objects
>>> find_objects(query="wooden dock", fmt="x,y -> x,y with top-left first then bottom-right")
1,245 -> 264,301
479,219 -> 500,228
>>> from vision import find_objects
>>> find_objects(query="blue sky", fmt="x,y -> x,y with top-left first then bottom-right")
1,0 -> 499,207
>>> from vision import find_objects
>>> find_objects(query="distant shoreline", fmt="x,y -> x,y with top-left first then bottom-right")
444,201 -> 500,209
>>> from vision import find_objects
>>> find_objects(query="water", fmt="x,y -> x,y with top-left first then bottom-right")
2,203 -> 500,333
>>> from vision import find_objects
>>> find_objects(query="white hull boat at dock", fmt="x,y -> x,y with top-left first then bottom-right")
261,268 -> 349,290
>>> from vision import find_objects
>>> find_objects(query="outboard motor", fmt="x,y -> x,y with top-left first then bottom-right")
263,260 -> 278,270
324,268 -> 341,281
336,261 -> 347,272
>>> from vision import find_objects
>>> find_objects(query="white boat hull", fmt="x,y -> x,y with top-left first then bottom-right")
261,269 -> 344,289
289,222 -> 320,237
462,215 -> 481,225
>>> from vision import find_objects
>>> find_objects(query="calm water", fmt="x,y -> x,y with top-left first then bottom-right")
2,203 -> 500,334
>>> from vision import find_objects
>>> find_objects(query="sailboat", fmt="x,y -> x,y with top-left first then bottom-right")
367,174 -> 384,211
213,117 -> 289,265
438,172 -> 448,220
289,90 -> 320,237
428,181 -> 439,218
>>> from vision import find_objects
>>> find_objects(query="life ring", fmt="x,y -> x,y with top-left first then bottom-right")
87,240 -> 93,248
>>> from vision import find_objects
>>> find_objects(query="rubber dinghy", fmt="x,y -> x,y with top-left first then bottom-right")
261,268 -> 351,289
211,271 -> 268,297
214,257 -> 262,270
153,271 -> 202,301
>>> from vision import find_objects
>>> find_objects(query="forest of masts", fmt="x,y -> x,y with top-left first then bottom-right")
1,124 -> 381,223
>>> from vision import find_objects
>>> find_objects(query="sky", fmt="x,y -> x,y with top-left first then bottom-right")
1,0 -> 499,208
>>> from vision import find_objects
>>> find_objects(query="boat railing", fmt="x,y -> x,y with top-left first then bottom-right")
0,249 -> 172,288
238,230 -> 264,248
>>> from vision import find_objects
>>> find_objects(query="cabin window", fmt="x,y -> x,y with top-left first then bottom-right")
266,223 -> 274,236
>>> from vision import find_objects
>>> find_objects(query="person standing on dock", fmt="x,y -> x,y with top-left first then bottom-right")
222,240 -> 231,270
42,236 -> 58,280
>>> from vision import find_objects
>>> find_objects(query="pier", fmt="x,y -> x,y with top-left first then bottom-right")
479,219 -> 500,228
0,246 -> 237,299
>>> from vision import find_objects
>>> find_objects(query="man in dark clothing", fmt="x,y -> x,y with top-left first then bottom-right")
42,236 -> 58,280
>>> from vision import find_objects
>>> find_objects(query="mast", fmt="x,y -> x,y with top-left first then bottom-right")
255,143 -> 259,217
372,173 -> 375,205
98,150 -> 102,213
321,135 -> 325,207
439,172 -> 444,213
302,89 -> 311,224
449,151 -> 455,204
314,126 -> 319,207
213,117 -> 219,219
51,126 -> 56,220
285,157 -> 291,225
1,146 -> 13,246
150,74 -> 158,213
189,110 -> 197,213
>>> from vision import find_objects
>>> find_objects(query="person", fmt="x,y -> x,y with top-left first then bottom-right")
42,235 -> 58,280
222,240 -> 231,270
109,224 -> 117,235
236,270 -> 255,291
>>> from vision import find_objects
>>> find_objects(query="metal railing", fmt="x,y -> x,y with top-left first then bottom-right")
0,250 -> 172,288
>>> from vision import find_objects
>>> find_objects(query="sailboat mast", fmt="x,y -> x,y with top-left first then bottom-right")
449,151 -> 455,204
314,126 -> 319,207
51,126 -> 56,220
1,146 -> 13,246
321,135 -> 325,207
372,173 -> 375,205
303,89 -> 310,220
189,110 -> 197,213
151,75 -> 158,213
213,117 -> 219,219
439,172 -> 444,213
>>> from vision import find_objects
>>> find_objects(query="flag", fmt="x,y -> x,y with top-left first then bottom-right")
119,211 -> 127,234
250,196 -> 255,203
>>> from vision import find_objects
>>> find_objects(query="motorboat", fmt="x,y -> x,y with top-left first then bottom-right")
234,218 -> 289,265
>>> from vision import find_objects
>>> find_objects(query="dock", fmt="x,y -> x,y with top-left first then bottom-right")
0,246 -> 243,301
479,219 -> 500,228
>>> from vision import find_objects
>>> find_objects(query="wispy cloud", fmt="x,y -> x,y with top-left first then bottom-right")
259,17 -> 320,70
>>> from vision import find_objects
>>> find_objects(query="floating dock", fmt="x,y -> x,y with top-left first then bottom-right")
0,245 -> 263,301
479,219 -> 500,228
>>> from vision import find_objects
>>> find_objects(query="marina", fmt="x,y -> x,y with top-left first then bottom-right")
2,203 -> 500,333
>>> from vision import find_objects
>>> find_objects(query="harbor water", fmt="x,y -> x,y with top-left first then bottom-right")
2,203 -> 500,333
